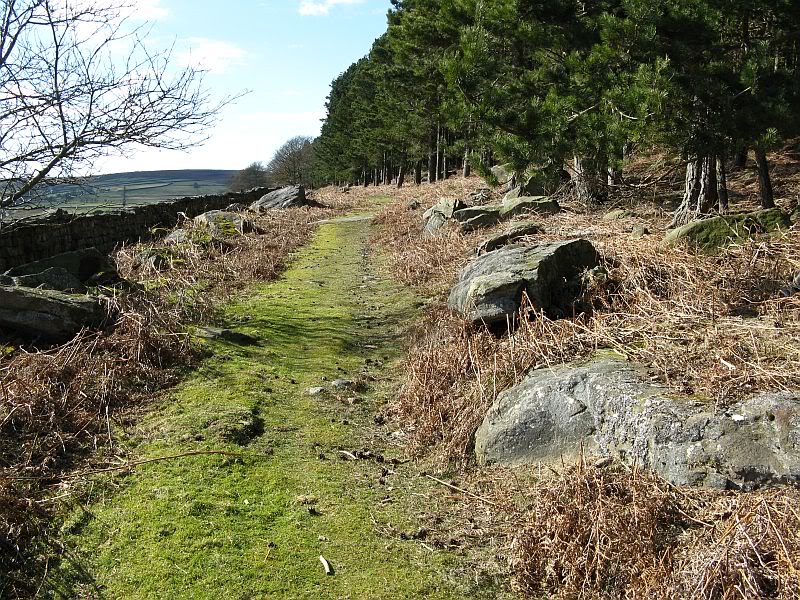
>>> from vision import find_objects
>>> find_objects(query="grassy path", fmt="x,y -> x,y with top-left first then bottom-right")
53,212 -> 480,599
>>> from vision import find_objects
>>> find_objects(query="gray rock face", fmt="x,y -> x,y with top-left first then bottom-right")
490,164 -> 515,190
164,229 -> 190,245
11,267 -> 84,292
503,177 -> 545,202
448,239 -> 600,326
475,354 -> 800,489
250,185 -> 307,211
5,247 -> 117,284
500,196 -> 560,219
478,222 -> 544,254
0,285 -> 108,339
452,206 -> 503,231
422,198 -> 467,235
193,210 -> 253,238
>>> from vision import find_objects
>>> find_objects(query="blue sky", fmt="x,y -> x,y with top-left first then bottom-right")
97,0 -> 390,174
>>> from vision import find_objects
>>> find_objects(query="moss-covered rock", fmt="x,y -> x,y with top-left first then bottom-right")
500,196 -> 560,219
664,208 -> 791,251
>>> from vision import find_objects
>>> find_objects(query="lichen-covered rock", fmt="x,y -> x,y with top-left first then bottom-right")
250,185 -> 307,211
11,267 -> 84,292
475,353 -> 800,489
477,222 -> 544,254
500,196 -> 560,219
193,210 -> 253,238
0,285 -> 109,339
5,247 -> 118,284
448,239 -> 600,326
664,208 -> 790,251
422,198 -> 468,235
452,206 -> 504,231
602,208 -> 632,221
490,164 -> 515,189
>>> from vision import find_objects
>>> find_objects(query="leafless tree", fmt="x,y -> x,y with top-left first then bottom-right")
0,0 -> 235,209
265,135 -> 315,187
229,161 -> 269,191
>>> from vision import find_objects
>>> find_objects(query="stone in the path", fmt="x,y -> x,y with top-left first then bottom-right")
448,239 -> 600,326
331,379 -> 355,389
664,208 -> 790,251
475,353 -> 800,489
0,285 -> 109,339
250,185 -> 307,211
194,326 -> 258,345
194,210 -> 254,238
477,222 -> 544,254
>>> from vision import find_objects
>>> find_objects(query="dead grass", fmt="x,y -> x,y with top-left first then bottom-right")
456,462 -> 800,600
0,200 -> 347,596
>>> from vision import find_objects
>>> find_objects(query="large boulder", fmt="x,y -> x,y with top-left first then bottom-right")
452,206 -> 503,231
448,239 -> 600,326
10,267 -> 84,292
193,210 -> 253,238
477,222 -> 544,254
475,354 -> 800,489
500,196 -> 560,219
0,285 -> 109,340
422,198 -> 468,235
664,208 -> 791,251
490,164 -> 515,190
503,177 -> 546,202
250,185 -> 307,211
4,248 -> 118,284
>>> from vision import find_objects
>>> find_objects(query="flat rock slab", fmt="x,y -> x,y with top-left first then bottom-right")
5,247 -> 118,284
475,353 -> 800,489
448,239 -> 600,326
0,285 -> 108,339
11,267 -> 84,292
452,206 -> 503,231
664,208 -> 790,251
250,185 -> 308,211
500,196 -> 560,219
478,222 -> 544,254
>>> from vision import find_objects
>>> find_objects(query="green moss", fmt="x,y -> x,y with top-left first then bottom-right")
51,214 -> 494,599
664,208 -> 791,251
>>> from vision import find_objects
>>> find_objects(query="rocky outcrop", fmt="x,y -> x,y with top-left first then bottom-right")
452,206 -> 503,231
448,239 -> 600,326
422,198 -> 468,235
193,210 -> 254,238
475,354 -> 800,489
664,208 -> 791,251
477,222 -> 544,254
0,285 -> 109,339
250,185 -> 308,211
501,196 -> 560,219
5,247 -> 117,283
9,267 -> 84,292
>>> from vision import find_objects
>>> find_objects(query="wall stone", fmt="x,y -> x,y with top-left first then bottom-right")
0,188 -> 274,271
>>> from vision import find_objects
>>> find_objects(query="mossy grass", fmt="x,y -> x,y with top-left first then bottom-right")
51,211 -> 495,599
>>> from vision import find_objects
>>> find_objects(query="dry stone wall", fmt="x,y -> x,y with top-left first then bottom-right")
0,188 -> 274,272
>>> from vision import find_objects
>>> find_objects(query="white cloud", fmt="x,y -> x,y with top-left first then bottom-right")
131,0 -> 169,20
176,38 -> 249,74
298,0 -> 364,17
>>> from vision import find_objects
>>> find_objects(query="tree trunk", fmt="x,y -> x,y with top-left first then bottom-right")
670,155 -> 719,227
463,148 -> 471,177
573,155 -> 609,204
414,160 -> 422,185
716,155 -> 729,212
427,153 -> 436,184
362,167 -> 368,187
754,147 -> 775,208
397,165 -> 406,188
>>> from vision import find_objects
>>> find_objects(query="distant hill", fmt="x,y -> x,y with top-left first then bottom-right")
3,169 -> 238,221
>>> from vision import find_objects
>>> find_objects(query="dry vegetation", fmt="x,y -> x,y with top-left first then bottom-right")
0,194 -> 353,595
371,147 -> 800,598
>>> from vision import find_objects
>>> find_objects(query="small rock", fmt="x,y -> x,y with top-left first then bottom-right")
630,224 -> 650,239
331,379 -> 355,389
250,185 -> 309,211
307,387 -> 326,397
407,200 -> 421,210
194,210 -> 254,238
194,327 -> 258,345
602,208 -> 632,221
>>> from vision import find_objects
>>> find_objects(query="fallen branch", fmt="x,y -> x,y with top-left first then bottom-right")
424,474 -> 507,509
